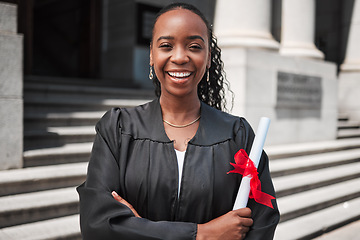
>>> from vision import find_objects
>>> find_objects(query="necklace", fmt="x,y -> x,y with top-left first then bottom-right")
163,116 -> 201,128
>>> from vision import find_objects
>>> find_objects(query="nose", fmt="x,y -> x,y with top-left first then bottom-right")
170,47 -> 189,65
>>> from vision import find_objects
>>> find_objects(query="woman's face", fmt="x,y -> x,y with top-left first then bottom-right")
150,8 -> 210,98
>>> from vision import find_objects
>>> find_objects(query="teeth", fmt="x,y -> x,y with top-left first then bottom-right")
168,72 -> 191,78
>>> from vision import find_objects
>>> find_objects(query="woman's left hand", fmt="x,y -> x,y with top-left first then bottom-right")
111,191 -> 142,218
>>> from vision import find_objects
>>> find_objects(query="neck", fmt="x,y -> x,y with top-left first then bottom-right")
160,94 -> 201,124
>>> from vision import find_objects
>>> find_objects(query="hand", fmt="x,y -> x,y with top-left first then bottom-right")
111,191 -> 142,218
196,208 -> 253,240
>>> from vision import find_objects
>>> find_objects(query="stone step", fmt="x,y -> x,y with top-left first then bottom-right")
337,113 -> 349,122
277,178 -> 360,222
0,214 -> 81,240
270,148 -> 360,177
23,79 -> 154,113
25,74 -> 135,87
313,219 -> 360,240
337,129 -> 360,139
0,163 -> 87,196
265,138 -> 360,159
24,111 -> 105,128
0,140 -> 357,238
274,197 -> 360,240
0,187 -> 79,228
273,161 -> 360,197
23,142 -> 92,167
24,77 -> 154,99
24,126 -> 95,150
24,97 -> 151,113
337,120 -> 360,130
1,176 -> 358,239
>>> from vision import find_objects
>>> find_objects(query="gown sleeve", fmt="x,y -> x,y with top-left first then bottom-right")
237,118 -> 280,240
76,109 -> 197,240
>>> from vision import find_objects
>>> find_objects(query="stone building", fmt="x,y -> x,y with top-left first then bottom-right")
2,0 -> 359,169
1,1 -> 360,239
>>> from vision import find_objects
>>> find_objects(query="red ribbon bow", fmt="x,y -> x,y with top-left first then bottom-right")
228,149 -> 275,209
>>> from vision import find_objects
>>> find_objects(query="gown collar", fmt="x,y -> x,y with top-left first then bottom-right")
147,98 -> 236,146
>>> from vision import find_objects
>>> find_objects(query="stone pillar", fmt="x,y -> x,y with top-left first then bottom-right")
0,2 -> 24,169
341,0 -> 360,72
339,0 -> 360,120
213,0 -> 279,118
213,1 -> 337,145
214,0 -> 279,50
280,0 -> 324,59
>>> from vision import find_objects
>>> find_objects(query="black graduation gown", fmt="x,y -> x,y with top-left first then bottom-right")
77,98 -> 279,240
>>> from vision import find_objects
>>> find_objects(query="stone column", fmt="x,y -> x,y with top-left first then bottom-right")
213,0 -> 337,145
280,0 -> 324,59
214,0 -> 279,50
0,2 -> 24,169
339,0 -> 360,120
341,0 -> 360,72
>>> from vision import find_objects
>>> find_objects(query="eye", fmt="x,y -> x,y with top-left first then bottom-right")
159,43 -> 172,49
189,44 -> 203,50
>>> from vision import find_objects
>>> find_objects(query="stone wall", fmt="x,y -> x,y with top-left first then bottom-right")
222,48 -> 338,145
0,2 -> 23,170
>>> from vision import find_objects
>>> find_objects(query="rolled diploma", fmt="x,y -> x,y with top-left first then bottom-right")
232,117 -> 271,210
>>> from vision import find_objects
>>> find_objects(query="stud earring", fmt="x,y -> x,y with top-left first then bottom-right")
149,66 -> 154,80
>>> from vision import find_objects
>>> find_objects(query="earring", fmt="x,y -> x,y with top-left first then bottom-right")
206,69 -> 210,83
149,66 -> 154,80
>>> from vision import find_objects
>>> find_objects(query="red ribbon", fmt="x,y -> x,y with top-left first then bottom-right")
228,149 -> 275,209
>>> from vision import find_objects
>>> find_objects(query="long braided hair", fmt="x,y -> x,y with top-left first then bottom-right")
151,3 -> 233,112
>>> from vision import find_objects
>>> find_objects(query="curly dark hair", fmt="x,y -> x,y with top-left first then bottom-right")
151,3 -> 233,111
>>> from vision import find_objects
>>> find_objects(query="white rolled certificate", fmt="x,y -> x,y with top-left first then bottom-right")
232,117 -> 271,210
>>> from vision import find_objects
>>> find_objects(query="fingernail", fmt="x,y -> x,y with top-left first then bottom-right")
112,191 -> 118,197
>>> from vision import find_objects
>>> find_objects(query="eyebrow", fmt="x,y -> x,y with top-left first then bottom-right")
157,36 -> 174,42
188,35 -> 205,42
157,35 -> 205,43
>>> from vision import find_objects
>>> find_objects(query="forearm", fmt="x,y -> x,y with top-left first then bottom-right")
78,185 -> 197,240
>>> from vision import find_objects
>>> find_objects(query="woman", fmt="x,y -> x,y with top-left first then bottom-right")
77,3 -> 279,239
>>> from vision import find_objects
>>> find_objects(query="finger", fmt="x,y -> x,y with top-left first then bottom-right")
242,218 -> 253,227
240,226 -> 250,234
233,207 -> 252,218
111,191 -> 142,218
112,191 -> 123,202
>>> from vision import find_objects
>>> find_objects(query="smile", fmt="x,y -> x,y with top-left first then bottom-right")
167,72 -> 192,78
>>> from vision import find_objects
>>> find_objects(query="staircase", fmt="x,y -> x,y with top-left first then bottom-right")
269,138 -> 360,239
0,77 -> 154,239
1,78 -> 360,239
272,113 -> 360,239
337,113 -> 360,139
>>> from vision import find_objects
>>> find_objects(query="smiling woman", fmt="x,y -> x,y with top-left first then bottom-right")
77,3 -> 279,240
150,8 -> 210,100
151,4 -> 229,112
149,7 -> 212,152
